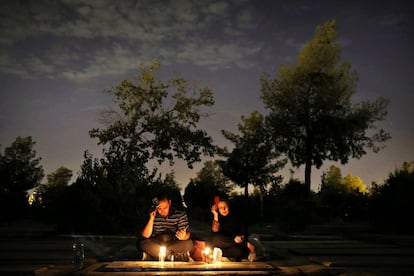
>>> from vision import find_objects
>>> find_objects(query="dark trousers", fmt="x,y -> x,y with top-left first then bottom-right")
209,233 -> 249,260
138,234 -> 193,259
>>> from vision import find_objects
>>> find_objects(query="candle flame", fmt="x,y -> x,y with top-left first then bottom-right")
159,246 -> 166,256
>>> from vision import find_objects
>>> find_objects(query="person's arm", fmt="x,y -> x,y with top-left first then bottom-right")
231,213 -> 245,243
211,205 -> 220,232
175,211 -> 191,240
141,210 -> 156,238
175,225 -> 190,240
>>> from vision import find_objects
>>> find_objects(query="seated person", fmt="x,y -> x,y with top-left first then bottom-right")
210,197 -> 265,261
138,193 -> 193,261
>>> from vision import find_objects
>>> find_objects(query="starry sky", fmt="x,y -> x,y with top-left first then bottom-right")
1,0 -> 413,192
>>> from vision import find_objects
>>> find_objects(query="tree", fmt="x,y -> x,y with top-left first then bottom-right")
342,173 -> 368,194
273,179 -> 314,232
321,165 -> 368,194
151,171 -> 184,209
261,20 -> 390,192
68,60 -> 216,233
38,166 -> 73,221
191,160 -> 233,195
319,165 -> 369,221
369,161 -> 414,233
219,111 -> 285,222
89,60 -> 216,185
46,166 -> 73,188
322,165 -> 342,188
0,136 -> 44,221
184,160 -> 233,220
220,111 -> 285,198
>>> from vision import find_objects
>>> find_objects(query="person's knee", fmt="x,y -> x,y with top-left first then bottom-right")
137,238 -> 149,251
184,239 -> 194,251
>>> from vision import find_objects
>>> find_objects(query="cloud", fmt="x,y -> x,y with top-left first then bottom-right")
0,0 -> 266,81
60,43 -> 146,81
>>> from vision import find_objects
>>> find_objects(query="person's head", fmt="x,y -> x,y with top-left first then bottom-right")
156,195 -> 171,217
217,199 -> 230,217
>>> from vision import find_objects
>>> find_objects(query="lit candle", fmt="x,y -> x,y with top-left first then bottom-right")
159,246 -> 166,262
202,247 -> 211,263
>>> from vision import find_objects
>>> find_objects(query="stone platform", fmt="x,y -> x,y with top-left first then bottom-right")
1,221 -> 414,275
83,261 -> 280,275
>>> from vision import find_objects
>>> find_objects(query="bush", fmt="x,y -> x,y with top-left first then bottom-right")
369,162 -> 414,234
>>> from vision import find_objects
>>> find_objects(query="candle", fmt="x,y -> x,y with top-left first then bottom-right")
159,246 -> 166,262
202,247 -> 211,263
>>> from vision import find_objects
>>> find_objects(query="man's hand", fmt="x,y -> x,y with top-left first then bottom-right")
175,226 -> 189,240
234,235 -> 244,243
141,209 -> 156,239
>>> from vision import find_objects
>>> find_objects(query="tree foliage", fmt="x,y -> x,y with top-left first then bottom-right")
369,161 -> 414,233
342,173 -> 367,194
64,61 -> 216,234
219,111 -> 285,197
271,179 -> 314,232
0,136 -> 44,221
90,60 -> 216,174
322,165 -> 368,194
261,20 -> 390,192
318,165 -> 369,221
184,160 -> 233,220
37,166 -> 73,222
46,166 -> 73,188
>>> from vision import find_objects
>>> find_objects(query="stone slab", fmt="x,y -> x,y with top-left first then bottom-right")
289,247 -> 414,256
309,255 -> 414,268
82,261 -> 280,275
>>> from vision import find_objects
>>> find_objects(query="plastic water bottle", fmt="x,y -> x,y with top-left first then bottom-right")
72,237 -> 85,269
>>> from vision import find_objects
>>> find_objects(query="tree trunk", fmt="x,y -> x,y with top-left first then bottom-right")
259,186 -> 264,223
305,159 -> 312,193
305,130 -> 313,193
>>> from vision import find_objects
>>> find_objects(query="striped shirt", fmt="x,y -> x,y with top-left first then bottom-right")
152,208 -> 189,236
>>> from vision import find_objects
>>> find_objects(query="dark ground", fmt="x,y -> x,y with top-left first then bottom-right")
1,219 -> 414,275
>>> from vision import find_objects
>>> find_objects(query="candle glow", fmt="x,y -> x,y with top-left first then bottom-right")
202,247 -> 212,263
159,246 -> 166,262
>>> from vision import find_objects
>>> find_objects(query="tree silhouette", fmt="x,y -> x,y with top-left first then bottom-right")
369,161 -> 414,233
67,61 -> 216,233
220,111 -> 285,198
184,160 -> 232,220
0,136 -> 44,221
262,20 -> 390,192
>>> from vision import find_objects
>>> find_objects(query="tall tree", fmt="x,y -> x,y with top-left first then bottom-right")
90,60 -> 215,180
69,60 -> 216,233
0,136 -> 44,220
261,20 -> 390,192
220,111 -> 285,198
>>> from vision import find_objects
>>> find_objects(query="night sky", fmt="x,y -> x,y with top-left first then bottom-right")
1,0 -> 413,192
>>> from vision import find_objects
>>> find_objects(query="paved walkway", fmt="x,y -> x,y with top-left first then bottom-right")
1,221 -> 414,275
